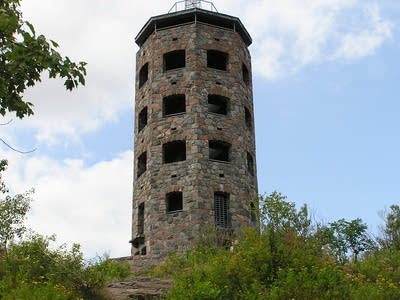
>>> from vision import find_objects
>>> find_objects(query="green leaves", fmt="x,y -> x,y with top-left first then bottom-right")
0,0 -> 87,118
322,219 -> 375,263
381,205 -> 400,251
0,161 -> 33,253
0,234 -> 130,298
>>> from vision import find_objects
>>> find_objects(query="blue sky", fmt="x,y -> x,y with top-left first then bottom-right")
1,0 -> 399,258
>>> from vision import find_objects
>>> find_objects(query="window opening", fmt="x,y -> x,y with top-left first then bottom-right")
138,63 -> 148,88
138,107 -> 148,132
247,152 -> 254,176
207,50 -> 228,71
242,63 -> 250,86
214,192 -> 230,228
163,141 -> 186,163
209,140 -> 230,162
138,203 -> 144,235
164,50 -> 185,71
208,95 -> 228,115
137,152 -> 147,178
250,202 -> 257,223
245,107 -> 252,130
163,94 -> 186,116
166,192 -> 183,212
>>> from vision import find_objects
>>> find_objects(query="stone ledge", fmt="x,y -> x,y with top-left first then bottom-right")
104,276 -> 172,300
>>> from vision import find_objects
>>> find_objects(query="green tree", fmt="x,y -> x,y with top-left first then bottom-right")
0,160 -> 32,254
381,205 -> 400,251
260,191 -> 311,235
326,218 -> 374,262
0,0 -> 86,118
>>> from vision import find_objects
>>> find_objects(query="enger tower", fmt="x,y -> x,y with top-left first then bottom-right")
130,0 -> 258,264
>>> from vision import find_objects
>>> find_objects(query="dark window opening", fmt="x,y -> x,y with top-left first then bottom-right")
138,203 -> 144,235
245,107 -> 252,130
209,140 -> 230,162
164,50 -> 185,71
163,140 -> 186,164
163,94 -> 186,116
250,202 -> 257,222
247,152 -> 254,176
137,152 -> 147,178
138,63 -> 148,88
166,192 -> 183,212
242,63 -> 250,85
138,107 -> 148,132
208,95 -> 228,115
214,192 -> 230,228
207,50 -> 228,71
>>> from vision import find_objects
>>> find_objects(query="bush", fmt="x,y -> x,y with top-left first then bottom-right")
0,234 -> 130,299
159,193 -> 400,299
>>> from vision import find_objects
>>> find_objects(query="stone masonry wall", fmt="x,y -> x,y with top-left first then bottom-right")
132,21 -> 257,264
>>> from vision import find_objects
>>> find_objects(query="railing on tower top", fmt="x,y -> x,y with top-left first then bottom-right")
168,0 -> 218,13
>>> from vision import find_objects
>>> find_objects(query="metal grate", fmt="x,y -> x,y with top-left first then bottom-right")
214,192 -> 230,228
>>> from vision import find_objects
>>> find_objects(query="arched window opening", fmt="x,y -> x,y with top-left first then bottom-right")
138,63 -> 148,88
245,107 -> 252,130
137,152 -> 147,178
207,50 -> 228,71
247,152 -> 254,176
138,203 -> 144,235
164,50 -> 186,71
138,106 -> 148,132
166,192 -> 183,213
208,95 -> 228,115
242,63 -> 250,85
163,94 -> 186,116
209,140 -> 231,162
163,141 -> 186,163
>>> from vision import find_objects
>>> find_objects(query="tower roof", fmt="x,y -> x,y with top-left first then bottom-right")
135,8 -> 252,47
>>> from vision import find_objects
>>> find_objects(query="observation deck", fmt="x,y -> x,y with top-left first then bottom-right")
135,0 -> 252,47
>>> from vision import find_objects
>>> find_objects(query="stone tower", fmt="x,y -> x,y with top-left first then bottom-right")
130,1 -> 257,263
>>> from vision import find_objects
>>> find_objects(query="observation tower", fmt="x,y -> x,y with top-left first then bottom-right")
130,0 -> 258,264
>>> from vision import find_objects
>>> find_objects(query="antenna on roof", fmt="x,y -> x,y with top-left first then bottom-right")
169,0 -> 218,13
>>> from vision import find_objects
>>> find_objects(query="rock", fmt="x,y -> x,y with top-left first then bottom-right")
103,276 -> 172,300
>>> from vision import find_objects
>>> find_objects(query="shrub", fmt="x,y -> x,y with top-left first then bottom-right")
0,234 -> 129,299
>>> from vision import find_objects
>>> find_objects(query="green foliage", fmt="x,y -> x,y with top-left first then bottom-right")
381,205 -> 400,251
0,234 -> 130,299
0,160 -> 129,298
0,0 -> 87,118
0,160 -> 33,253
324,218 -> 375,263
157,191 -> 400,299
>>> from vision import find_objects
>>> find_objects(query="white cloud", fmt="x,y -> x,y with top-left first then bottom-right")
240,0 -> 393,79
16,0 -> 166,144
2,151 -> 133,258
10,0 -> 391,144
332,4 -> 392,60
